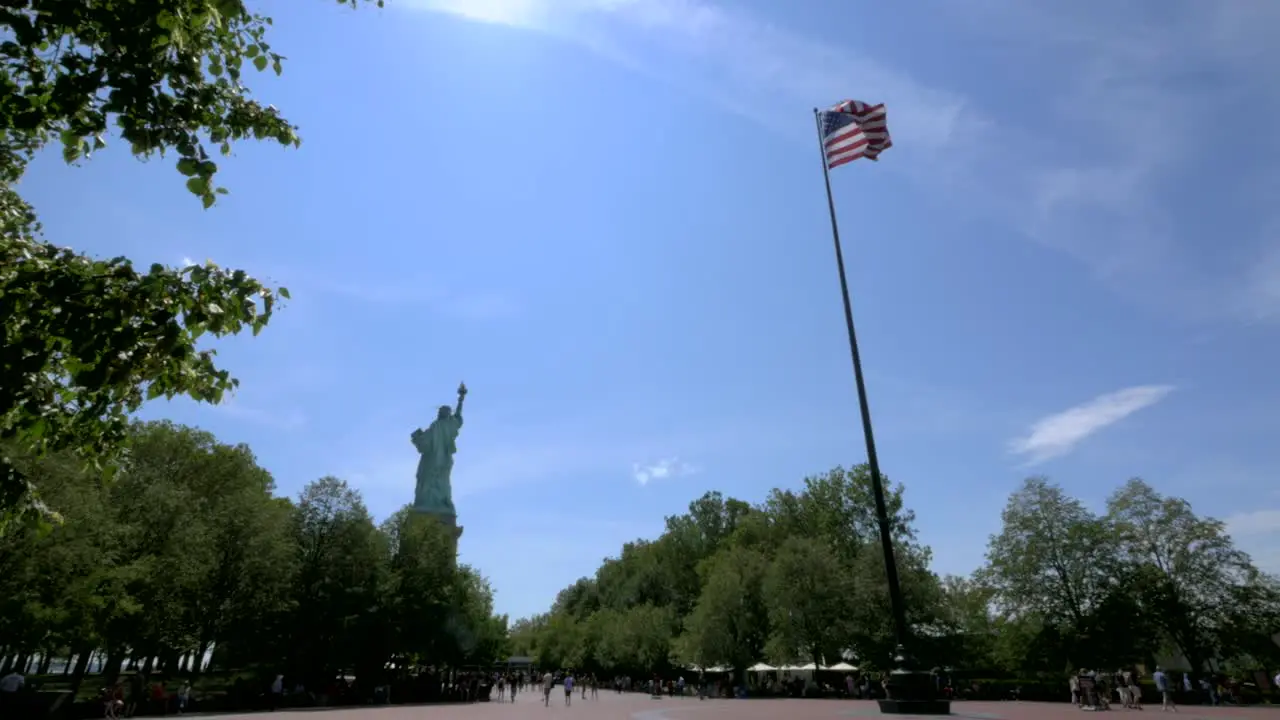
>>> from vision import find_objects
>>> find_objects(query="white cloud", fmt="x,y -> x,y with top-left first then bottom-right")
213,400 -> 307,431
1225,509 -> 1280,576
631,457 -> 698,486
953,1 -> 1280,321
407,0 -> 1280,324
407,0 -> 973,155
1009,385 -> 1174,465
302,274 -> 520,320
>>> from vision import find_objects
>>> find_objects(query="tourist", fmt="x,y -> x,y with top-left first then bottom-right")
125,673 -> 144,718
1,668 -> 25,718
177,680 -> 192,714
542,670 -> 553,707
269,674 -> 284,711
564,672 -> 574,706
1153,667 -> 1176,712
1198,676 -> 1216,706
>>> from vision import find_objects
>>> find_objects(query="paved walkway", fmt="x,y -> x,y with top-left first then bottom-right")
215,692 -> 1278,720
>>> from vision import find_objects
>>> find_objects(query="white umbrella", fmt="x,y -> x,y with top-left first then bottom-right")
826,662 -> 858,671
748,663 -> 776,672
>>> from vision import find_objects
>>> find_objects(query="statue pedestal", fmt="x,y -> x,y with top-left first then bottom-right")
410,507 -> 463,552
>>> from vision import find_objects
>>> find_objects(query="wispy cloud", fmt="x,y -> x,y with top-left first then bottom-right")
213,400 -> 307,431
947,1 -> 1280,321
408,0 -> 1280,324
408,0 -> 973,155
1224,508 -> 1280,576
631,457 -> 698,486
1009,385 -> 1174,465
303,276 -> 520,320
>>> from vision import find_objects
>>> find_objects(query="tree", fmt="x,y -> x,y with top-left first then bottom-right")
521,464 -> 946,676
846,536 -> 941,667
0,423 -> 510,701
447,567 -> 508,666
981,477 -> 1116,656
283,477 -> 387,685
931,575 -> 996,669
1106,478 -> 1264,672
0,0 -> 381,530
677,545 -> 769,674
762,536 -> 853,668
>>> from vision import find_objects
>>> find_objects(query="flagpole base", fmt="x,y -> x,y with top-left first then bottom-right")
876,646 -> 950,715
877,698 -> 952,715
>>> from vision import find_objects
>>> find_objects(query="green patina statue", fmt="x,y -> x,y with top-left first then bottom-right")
411,382 -> 467,517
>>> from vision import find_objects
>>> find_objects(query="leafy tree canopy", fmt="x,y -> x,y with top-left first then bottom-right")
0,0 -> 379,531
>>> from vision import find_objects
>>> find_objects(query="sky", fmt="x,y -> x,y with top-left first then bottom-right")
19,0 -> 1280,620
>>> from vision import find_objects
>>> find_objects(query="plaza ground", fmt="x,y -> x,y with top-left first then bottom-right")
212,691 -> 1278,720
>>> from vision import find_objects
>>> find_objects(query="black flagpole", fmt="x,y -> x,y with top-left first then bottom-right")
811,108 -> 949,715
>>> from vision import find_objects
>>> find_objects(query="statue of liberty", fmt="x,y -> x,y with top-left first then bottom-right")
411,382 -> 467,516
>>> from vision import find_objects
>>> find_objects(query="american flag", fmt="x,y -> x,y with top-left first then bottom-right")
820,100 -> 892,168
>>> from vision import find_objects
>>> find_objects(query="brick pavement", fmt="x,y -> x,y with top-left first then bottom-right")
213,691 -> 1278,720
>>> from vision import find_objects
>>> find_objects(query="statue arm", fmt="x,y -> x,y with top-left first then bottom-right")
455,395 -> 465,424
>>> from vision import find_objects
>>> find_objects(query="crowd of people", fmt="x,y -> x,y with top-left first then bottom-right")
1071,667 -> 1280,712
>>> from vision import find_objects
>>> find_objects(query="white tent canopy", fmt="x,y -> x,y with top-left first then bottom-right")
747,660 -> 859,672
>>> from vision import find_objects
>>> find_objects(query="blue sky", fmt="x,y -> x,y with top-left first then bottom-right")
20,0 -> 1280,619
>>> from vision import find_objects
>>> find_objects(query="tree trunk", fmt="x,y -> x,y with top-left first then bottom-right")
69,646 -> 94,696
62,654 -> 73,675
37,653 -> 53,674
104,648 -> 125,685
160,649 -> 180,674
141,654 -> 155,676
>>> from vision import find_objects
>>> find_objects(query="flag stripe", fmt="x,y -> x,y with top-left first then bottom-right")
820,99 -> 892,169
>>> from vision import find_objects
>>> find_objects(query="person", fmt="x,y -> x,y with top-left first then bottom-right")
0,669 -> 23,694
102,684 -> 124,720
564,673 -> 575,706
270,674 -> 284,711
497,674 -> 505,702
1199,677 -> 1216,706
1126,669 -> 1142,710
542,670 -> 554,707
177,680 -> 192,714
1152,667 -> 1176,713
125,674 -> 144,718
1,669 -> 25,718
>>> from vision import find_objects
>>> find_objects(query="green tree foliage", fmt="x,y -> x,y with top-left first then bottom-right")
677,546 -> 768,674
763,536 -> 854,669
981,476 -> 1278,673
0,0 -> 380,531
521,468 -> 1280,680
0,421 -> 507,690
517,466 -> 947,675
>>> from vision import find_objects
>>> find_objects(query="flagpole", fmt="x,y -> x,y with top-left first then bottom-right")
812,108 -> 948,715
